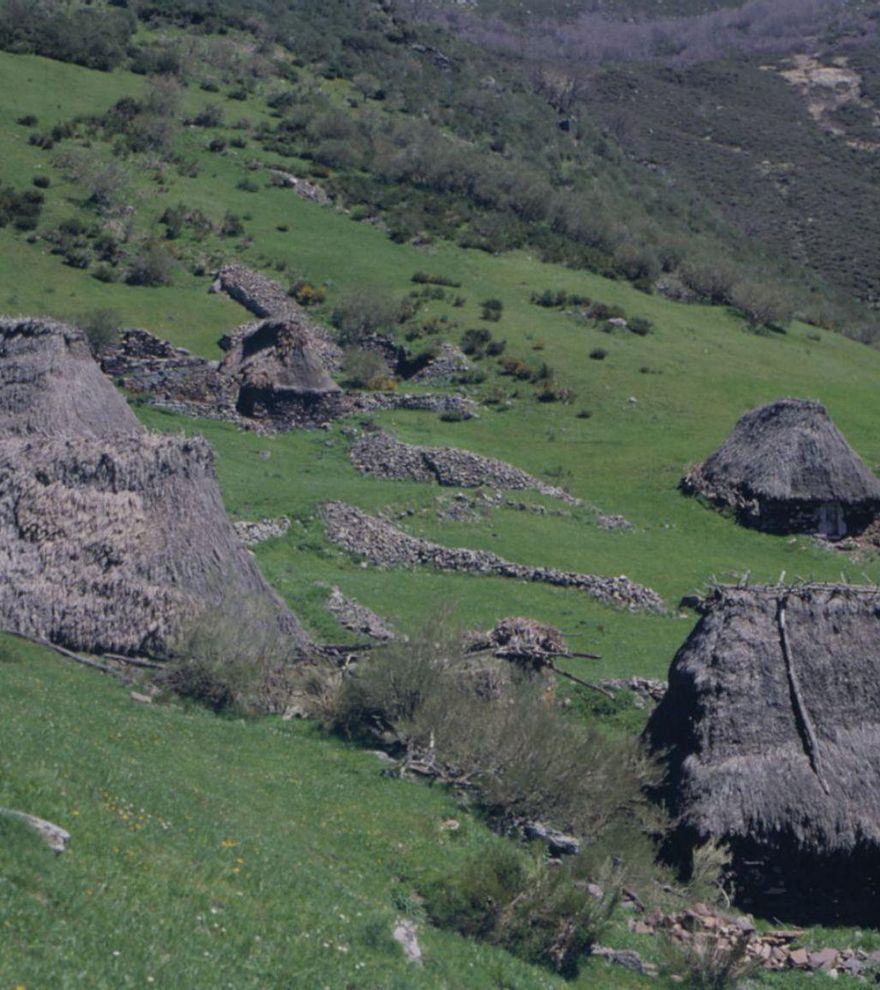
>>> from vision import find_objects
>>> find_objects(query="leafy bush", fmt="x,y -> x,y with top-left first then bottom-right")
629,316 -> 653,336
589,348 -> 608,360
341,347 -> 391,389
481,298 -> 504,321
288,279 -> 326,306
412,270 -> 461,287
126,243 -> 174,287
730,279 -> 794,329
460,327 -> 492,357
78,308 -> 121,356
159,594 -> 298,715
32,175 -> 50,189
331,287 -> 401,345
0,186 -> 44,231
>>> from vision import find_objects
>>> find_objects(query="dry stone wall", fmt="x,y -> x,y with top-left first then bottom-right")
350,431 -> 575,501
321,501 -> 665,613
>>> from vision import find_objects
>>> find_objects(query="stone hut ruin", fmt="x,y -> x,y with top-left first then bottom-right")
681,398 -> 880,538
646,583 -> 880,923
0,317 -> 310,656
219,318 -> 343,423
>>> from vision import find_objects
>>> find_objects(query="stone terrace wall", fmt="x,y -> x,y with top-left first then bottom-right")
322,501 -> 664,613
350,431 -> 576,502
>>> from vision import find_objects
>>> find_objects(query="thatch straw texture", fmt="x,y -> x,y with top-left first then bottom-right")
681,398 -> 880,534
646,584 -> 880,856
0,317 -> 310,655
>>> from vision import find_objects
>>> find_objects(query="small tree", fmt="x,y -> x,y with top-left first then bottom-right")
730,279 -> 794,329
126,243 -> 173,287
331,287 -> 401,345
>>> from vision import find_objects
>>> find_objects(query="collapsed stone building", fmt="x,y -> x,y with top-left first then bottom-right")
646,583 -> 880,923
681,398 -> 880,538
0,316 -> 310,656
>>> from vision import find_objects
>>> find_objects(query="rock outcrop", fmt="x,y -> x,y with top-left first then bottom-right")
0,316 -> 310,656
321,501 -> 664,613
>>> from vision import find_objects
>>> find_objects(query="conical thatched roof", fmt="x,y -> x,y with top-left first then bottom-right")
646,584 -> 880,857
0,317 -> 310,655
220,319 -> 341,396
683,398 -> 880,509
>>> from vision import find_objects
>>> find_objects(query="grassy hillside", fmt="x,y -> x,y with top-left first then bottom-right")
0,635 -> 644,989
4,30 -> 880,987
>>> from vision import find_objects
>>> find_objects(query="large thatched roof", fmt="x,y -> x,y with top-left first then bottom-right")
219,319 -> 341,396
0,317 -> 310,655
646,584 -> 880,856
683,398 -> 880,508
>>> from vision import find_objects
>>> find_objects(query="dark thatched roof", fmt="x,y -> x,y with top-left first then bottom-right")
219,319 -> 341,396
683,398 -> 880,507
646,583 -> 880,856
0,316 -> 310,656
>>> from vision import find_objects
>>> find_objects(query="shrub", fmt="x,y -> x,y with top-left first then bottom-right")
78,308 -> 121,356
331,287 -> 401,345
423,847 -> 617,975
661,929 -> 756,990
32,175 -> 50,189
126,244 -> 173,287
159,593 -> 298,715
207,137 -> 227,153
576,408 -> 593,419
288,280 -> 326,306
16,115 -> 38,127
341,347 -> 392,389
460,327 -> 492,357
730,279 -> 794,329
486,339 -> 506,357
192,103 -> 224,127
220,212 -> 245,237
481,298 -> 504,321
629,316 -> 653,336
589,348 -> 607,360
412,270 -> 461,287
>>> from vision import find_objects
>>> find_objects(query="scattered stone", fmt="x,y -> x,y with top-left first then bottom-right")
130,691 -> 153,705
268,169 -> 331,205
321,501 -> 666,613
440,819 -> 460,831
324,586 -> 395,640
393,920 -> 422,964
409,343 -> 471,382
597,513 -> 633,530
234,517 -> 291,546
523,821 -> 581,856
350,430 -> 578,503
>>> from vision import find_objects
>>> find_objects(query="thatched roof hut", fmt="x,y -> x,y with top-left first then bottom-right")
681,398 -> 880,537
646,583 -> 880,922
219,318 -> 341,420
0,317 -> 310,656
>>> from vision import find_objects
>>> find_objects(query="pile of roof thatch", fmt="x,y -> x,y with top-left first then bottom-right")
681,398 -> 880,537
0,316 -> 309,656
646,582 -> 880,921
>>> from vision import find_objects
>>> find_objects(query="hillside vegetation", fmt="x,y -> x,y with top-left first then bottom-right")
4,2 -> 880,985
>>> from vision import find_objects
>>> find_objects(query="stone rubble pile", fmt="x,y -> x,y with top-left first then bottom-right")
233,517 -> 291,546
409,343 -> 472,382
325,586 -> 396,640
632,903 -> 880,977
268,169 -> 331,205
321,501 -> 665,613
350,431 -> 576,502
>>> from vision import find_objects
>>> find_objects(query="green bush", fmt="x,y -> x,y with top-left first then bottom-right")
481,298 -> 504,321
78,308 -> 121,356
423,847 -> 618,976
341,347 -> 392,389
159,594 -> 298,715
589,348 -> 607,360
126,243 -> 174,287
